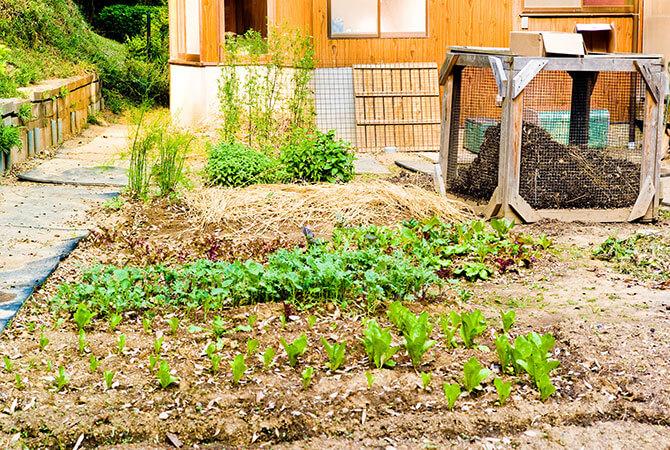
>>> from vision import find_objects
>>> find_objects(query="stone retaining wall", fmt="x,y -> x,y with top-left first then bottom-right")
0,74 -> 102,172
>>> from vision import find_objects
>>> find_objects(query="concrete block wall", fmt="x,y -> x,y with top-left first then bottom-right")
0,74 -> 102,173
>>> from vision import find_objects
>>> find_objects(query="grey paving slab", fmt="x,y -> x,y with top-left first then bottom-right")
18,159 -> 127,187
394,159 -> 435,175
354,155 -> 391,175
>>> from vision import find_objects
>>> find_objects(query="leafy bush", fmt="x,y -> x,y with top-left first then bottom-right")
0,123 -> 21,155
95,5 -> 164,42
280,131 -> 355,183
206,142 -> 281,187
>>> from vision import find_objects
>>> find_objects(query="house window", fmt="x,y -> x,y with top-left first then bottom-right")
329,0 -> 428,38
524,0 -> 632,9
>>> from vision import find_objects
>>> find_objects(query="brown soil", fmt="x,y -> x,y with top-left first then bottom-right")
0,200 -> 669,449
452,123 -> 642,209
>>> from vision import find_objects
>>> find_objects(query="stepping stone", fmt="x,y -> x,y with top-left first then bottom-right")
18,159 -> 127,187
354,155 -> 391,175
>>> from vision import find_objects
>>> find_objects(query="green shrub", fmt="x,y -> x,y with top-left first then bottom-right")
280,130 -> 355,183
206,142 -> 281,187
0,123 -> 21,155
95,5 -> 164,42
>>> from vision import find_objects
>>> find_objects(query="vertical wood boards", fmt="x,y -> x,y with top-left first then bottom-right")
352,63 -> 440,151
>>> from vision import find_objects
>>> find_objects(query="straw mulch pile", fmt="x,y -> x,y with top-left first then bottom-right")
185,181 -> 471,238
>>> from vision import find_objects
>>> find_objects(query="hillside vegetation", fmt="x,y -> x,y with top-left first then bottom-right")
0,0 -> 165,107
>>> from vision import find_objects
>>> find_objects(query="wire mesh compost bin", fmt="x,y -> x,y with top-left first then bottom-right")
439,47 -> 668,222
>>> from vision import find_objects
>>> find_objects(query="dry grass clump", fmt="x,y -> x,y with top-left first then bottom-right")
185,181 -> 471,238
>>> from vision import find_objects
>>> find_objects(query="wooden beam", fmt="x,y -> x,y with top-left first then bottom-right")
483,187 -> 502,219
200,0 -> 221,63
634,60 -> 662,103
639,85 -> 660,221
488,56 -> 508,105
510,194 -> 541,223
628,175 -> 655,221
440,67 -> 462,188
512,59 -> 548,99
439,54 -> 459,86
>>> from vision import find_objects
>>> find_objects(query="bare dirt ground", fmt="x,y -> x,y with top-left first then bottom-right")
0,198 -> 669,449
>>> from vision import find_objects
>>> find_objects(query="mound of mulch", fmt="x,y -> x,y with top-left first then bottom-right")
451,123 -> 641,209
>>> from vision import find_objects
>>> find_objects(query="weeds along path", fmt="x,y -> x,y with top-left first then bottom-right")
0,125 -> 127,330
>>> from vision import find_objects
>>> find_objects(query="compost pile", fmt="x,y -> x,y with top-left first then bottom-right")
451,123 -> 641,209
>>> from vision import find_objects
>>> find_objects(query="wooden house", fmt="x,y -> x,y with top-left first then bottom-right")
168,0 -> 665,151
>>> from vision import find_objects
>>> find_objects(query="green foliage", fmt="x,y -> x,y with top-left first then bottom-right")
262,347 -> 276,370
89,354 -> 100,373
459,310 -> 487,348
365,370 -> 375,389
153,336 -> 164,355
321,338 -> 346,371
3,355 -> 13,372
78,330 -> 87,354
205,142 -> 281,187
0,123 -> 20,156
108,313 -> 122,331
512,332 -> 560,401
387,302 -> 436,367
166,317 -> 179,334
211,316 -> 227,338
95,5 -> 164,42
594,234 -> 670,284
443,383 -> 461,411
153,129 -> 192,197
495,334 -> 512,373
156,360 -> 177,388
438,311 -> 461,348
54,366 -> 69,391
17,103 -> 33,123
127,109 -> 156,199
462,357 -> 491,392
246,339 -> 260,357
117,333 -> 127,354
103,370 -> 115,390
73,303 -> 94,330
501,310 -> 516,334
231,353 -> 246,384
281,334 -> 308,367
489,218 -> 515,238
219,25 -> 316,151
280,130 -> 355,184
301,366 -> 314,389
420,372 -> 432,390
494,377 -> 512,405
362,320 -> 398,369
14,374 -> 24,389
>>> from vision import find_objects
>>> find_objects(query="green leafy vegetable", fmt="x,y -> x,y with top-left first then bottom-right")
301,366 -> 314,389
362,320 -> 398,369
231,353 -> 246,384
73,303 -> 94,330
501,310 -> 516,334
494,377 -> 512,405
459,310 -> 487,348
262,347 -> 276,369
321,338 -> 346,371
387,302 -> 435,367
420,372 -> 432,390
462,357 -> 491,392
443,383 -> 461,411
156,361 -> 178,388
281,334 -> 308,367
103,370 -> 115,390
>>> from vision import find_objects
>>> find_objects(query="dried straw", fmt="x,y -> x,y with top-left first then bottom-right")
185,181 -> 472,238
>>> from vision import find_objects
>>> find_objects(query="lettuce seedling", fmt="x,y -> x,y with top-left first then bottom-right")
513,332 -> 560,401
490,218 -> 515,238
420,372 -> 432,390
149,355 -> 159,371
301,366 -> 314,389
39,333 -> 49,350
157,361 -> 178,388
443,383 -> 461,411
494,377 -> 512,405
438,312 -> 461,348
307,315 -> 317,328
167,317 -> 179,335
321,338 -> 346,371
280,334 -> 308,367
14,374 -> 24,390
462,357 -> 491,392
73,304 -> 94,330
536,373 -> 556,401
365,370 -> 375,389
212,316 -> 227,338
117,334 -> 126,354
109,313 -> 122,331
495,334 -> 512,373
387,303 -> 436,367
54,366 -> 69,391
459,310 -> 487,348
247,339 -> 260,357
501,310 -> 515,334
3,356 -> 13,373
78,330 -> 87,354
362,320 -> 398,369
210,354 -> 222,373
154,336 -> 164,355
231,353 -> 246,384
103,370 -> 115,390
142,316 -> 153,334
89,354 -> 100,373
262,347 -> 276,369
247,314 -> 258,328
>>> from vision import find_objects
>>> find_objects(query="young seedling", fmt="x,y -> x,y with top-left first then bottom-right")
246,339 -> 259,357
39,333 -> 49,351
78,330 -> 88,354
211,316 -> 227,338
3,355 -> 13,373
26,322 -> 36,332
166,317 -> 179,335
438,311 -> 461,348
420,372 -> 432,390
280,334 -> 308,367
443,383 -> 461,411
73,303 -> 94,331
153,336 -> 164,355
307,315 -> 317,328
109,313 -> 123,331
156,361 -> 178,388
89,354 -> 100,373
301,366 -> 314,389
54,317 -> 66,330
459,310 -> 487,348
362,320 -> 398,369
388,302 -> 436,367
262,347 -> 276,370
494,377 -> 512,405
513,332 -> 560,401
247,314 -> 258,328
210,353 -> 222,373
279,315 -> 287,329
14,374 -> 24,389
462,357 -> 491,393
149,355 -> 159,371
231,353 -> 246,385
365,370 -> 375,389
54,366 -> 69,391
321,338 -> 346,371
117,334 -> 127,354
500,310 -> 516,334
142,316 -> 153,334
103,370 -> 115,390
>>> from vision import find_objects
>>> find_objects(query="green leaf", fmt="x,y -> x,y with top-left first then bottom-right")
501,309 -> 516,334
280,334 -> 308,367
231,353 -> 246,384
462,357 -> 491,392
494,377 -> 512,405
443,383 -> 461,410
321,337 -> 346,371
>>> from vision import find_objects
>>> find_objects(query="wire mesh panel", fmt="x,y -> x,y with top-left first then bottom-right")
518,71 -> 644,209
448,66 -> 502,202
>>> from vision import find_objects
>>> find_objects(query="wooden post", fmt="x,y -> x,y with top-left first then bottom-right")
439,66 -> 462,189
568,71 -> 598,148
200,0 -> 221,63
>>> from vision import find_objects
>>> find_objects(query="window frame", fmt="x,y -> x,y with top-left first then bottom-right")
328,0 -> 429,40
522,0 -> 635,14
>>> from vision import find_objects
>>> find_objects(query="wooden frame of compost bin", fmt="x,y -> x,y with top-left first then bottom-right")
439,47 -> 667,223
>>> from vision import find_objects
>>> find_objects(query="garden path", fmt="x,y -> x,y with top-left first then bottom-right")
0,124 -> 128,331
